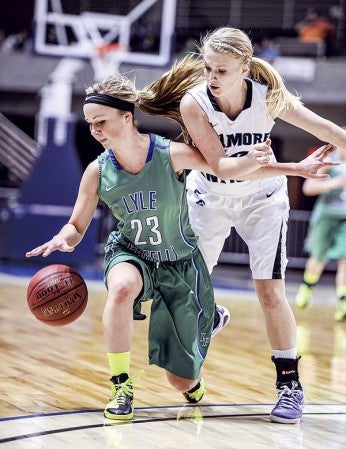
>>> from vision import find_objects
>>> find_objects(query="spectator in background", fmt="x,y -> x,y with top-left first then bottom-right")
295,8 -> 336,57
295,137 -> 346,322
254,37 -> 280,64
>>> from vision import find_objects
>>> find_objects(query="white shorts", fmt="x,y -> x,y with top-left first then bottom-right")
186,174 -> 289,279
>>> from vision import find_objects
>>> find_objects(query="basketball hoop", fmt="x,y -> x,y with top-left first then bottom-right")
91,43 -> 129,80
34,0 -> 178,79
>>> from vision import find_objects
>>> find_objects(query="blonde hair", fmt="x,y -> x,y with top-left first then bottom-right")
199,27 -> 301,117
86,27 -> 301,142
85,55 -> 203,141
86,73 -> 138,102
137,55 -> 204,141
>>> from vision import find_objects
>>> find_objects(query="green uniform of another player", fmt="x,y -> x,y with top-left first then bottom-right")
295,151 -> 346,322
305,158 -> 346,261
98,133 -> 214,379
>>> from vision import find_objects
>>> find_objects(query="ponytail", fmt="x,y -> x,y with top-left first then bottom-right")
250,57 -> 301,117
136,54 -> 204,141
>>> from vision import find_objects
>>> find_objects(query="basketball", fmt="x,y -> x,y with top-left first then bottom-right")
27,264 -> 88,326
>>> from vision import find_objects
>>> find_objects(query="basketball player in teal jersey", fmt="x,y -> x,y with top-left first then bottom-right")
26,73 -> 336,421
132,28 -> 346,424
296,141 -> 346,321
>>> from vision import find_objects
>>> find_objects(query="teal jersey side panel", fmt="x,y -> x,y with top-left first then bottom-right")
97,134 -> 198,262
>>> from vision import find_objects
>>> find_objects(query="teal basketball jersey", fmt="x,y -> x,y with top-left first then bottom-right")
97,133 -> 198,263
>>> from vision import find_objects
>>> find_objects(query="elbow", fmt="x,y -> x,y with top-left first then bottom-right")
211,165 -> 228,179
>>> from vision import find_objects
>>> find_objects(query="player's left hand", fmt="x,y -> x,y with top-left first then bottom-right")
297,143 -> 339,178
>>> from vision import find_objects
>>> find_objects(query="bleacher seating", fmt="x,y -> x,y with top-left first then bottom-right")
272,37 -> 326,58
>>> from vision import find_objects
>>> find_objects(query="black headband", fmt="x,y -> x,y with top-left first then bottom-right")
84,93 -> 135,113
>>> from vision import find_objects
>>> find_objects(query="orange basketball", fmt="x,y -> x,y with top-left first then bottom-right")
27,264 -> 88,326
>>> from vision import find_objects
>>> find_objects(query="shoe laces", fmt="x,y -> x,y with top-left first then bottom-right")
111,370 -> 144,402
276,384 -> 302,408
187,389 -> 201,401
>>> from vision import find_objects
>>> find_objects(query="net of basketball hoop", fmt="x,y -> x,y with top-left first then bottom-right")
91,43 -> 128,80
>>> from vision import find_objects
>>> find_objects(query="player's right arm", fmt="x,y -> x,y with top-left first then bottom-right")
26,160 -> 100,258
180,93 -> 269,178
180,93 -> 337,180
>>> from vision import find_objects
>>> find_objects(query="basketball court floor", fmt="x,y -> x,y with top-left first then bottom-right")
0,261 -> 345,448
1,0 -> 345,446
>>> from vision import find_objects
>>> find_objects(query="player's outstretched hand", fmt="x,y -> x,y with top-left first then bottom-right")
297,143 -> 339,179
26,235 -> 75,258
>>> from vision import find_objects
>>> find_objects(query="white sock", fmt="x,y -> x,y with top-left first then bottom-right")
273,347 -> 297,359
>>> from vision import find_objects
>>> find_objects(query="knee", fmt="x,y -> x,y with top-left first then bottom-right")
166,371 -> 198,392
108,279 -> 137,305
256,282 -> 284,309
106,264 -> 143,305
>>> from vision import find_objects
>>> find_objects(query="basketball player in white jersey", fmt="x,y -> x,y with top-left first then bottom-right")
177,27 -> 346,424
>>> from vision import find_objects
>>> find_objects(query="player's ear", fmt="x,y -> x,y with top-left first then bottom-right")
242,62 -> 250,76
123,111 -> 133,122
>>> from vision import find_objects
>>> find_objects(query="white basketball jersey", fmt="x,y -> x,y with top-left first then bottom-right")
187,79 -> 286,196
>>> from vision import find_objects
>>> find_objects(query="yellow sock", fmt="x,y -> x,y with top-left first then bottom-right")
336,285 -> 346,299
303,271 -> 320,286
107,352 -> 130,377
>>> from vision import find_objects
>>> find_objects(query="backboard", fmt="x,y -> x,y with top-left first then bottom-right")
33,0 -> 177,78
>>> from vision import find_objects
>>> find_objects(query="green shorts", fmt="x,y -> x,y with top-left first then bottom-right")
104,242 -> 214,380
305,213 -> 346,262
